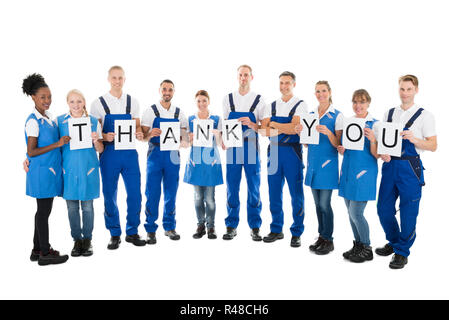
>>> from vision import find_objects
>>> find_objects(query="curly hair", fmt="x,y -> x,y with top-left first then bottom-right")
22,73 -> 48,96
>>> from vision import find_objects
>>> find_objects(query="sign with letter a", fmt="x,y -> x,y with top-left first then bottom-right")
377,122 -> 402,157
222,119 -> 243,148
68,117 -> 92,150
114,119 -> 136,150
160,122 -> 180,151
342,117 -> 366,151
193,119 -> 214,148
300,113 -> 319,145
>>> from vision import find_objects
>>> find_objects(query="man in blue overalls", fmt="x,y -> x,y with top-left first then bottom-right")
141,80 -> 188,244
375,75 -> 437,269
260,71 -> 308,247
222,65 -> 267,241
90,66 -> 146,249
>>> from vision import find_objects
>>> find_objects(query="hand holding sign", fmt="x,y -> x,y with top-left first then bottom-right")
300,113 -> 319,145
68,117 -> 92,150
222,119 -> 243,148
114,119 -> 136,150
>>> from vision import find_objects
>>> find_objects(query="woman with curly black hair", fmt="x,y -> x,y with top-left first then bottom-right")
23,73 -> 70,266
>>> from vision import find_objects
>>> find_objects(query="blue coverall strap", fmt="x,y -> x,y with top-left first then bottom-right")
271,101 -> 276,117
387,108 -> 395,122
405,108 -> 424,129
174,107 -> 180,120
99,96 -> 111,115
126,94 -> 131,114
228,93 -> 235,112
289,100 -> 303,117
151,104 -> 160,118
249,95 -> 261,113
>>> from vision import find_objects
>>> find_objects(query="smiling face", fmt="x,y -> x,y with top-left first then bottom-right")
67,92 -> 85,117
279,76 -> 296,97
237,66 -> 253,89
108,68 -> 125,92
159,82 -> 175,103
315,84 -> 331,105
195,94 -> 210,113
352,96 -> 370,118
32,87 -> 52,114
399,80 -> 418,106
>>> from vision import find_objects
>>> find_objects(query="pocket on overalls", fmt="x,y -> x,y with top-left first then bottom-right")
408,158 -> 425,186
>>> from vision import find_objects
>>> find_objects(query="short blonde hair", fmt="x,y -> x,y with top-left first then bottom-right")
67,89 -> 88,116
108,65 -> 125,75
399,74 -> 418,88
237,64 -> 253,74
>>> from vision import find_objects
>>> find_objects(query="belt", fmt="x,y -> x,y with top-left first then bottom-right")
391,155 -> 420,161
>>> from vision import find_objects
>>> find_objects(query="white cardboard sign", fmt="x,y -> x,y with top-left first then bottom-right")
68,117 -> 92,150
300,113 -> 319,145
114,119 -> 136,150
222,119 -> 243,148
160,122 -> 180,151
342,117 -> 366,151
377,121 -> 403,157
193,119 -> 214,148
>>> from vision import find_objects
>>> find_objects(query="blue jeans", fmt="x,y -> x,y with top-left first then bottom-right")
311,189 -> 334,241
66,200 -> 94,240
344,198 -> 370,246
194,186 -> 216,228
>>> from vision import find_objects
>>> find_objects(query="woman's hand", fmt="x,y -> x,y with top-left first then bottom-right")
135,131 -> 144,141
337,145 -> 345,155
58,136 -> 71,147
23,158 -> 30,173
380,154 -> 391,162
316,124 -> 331,136
364,128 -> 376,143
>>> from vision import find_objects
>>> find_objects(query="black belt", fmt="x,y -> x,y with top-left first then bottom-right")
391,155 -> 420,161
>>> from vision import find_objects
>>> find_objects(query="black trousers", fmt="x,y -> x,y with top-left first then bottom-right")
33,198 -> 53,255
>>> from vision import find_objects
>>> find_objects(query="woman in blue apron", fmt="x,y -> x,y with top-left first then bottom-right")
23,73 -> 70,266
184,90 -> 223,239
57,90 -> 103,257
302,81 -> 343,255
337,89 -> 380,263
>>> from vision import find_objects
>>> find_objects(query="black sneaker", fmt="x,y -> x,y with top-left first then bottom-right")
349,244 -> 373,263
82,239 -> 93,257
107,236 -> 121,250
315,239 -> 334,255
38,248 -> 69,266
165,230 -> 181,241
207,228 -> 217,239
125,234 -> 146,246
71,240 -> 83,257
251,228 -> 262,242
146,232 -> 157,245
309,236 -> 325,252
343,241 -> 361,260
30,250 -> 40,262
193,224 -> 206,239
290,236 -> 301,248
263,232 -> 284,243
223,227 -> 237,240
375,243 -> 394,256
389,254 -> 408,269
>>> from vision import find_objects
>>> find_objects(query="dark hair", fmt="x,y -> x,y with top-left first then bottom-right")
279,71 -> 296,82
22,73 -> 48,96
160,79 -> 175,87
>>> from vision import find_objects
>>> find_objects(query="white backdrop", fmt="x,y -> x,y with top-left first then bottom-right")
1,0 -> 447,300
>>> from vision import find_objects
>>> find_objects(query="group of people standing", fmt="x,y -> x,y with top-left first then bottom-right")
23,65 -> 437,270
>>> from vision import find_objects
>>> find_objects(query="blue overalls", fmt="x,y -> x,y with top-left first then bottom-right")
377,108 -> 425,257
183,115 -> 223,187
267,100 -> 305,236
225,93 -> 262,230
25,113 -> 63,199
144,105 -> 182,233
338,119 -> 378,202
305,109 -> 341,190
57,114 -> 100,201
98,95 -> 142,237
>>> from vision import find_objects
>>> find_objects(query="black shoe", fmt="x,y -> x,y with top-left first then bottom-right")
263,232 -> 284,243
375,243 -> 394,256
389,254 -> 408,269
207,228 -> 217,239
309,236 -> 325,252
165,230 -> 181,240
349,244 -> 373,263
125,234 -> 146,246
290,236 -> 301,248
107,236 -> 121,250
223,227 -> 237,240
193,224 -> 206,239
71,240 -> 83,257
146,232 -> 157,245
343,241 -> 361,260
30,250 -> 40,262
251,228 -> 262,242
38,248 -> 69,266
82,239 -> 93,257
315,239 -> 334,255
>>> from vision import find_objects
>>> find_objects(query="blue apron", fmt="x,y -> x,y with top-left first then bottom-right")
183,114 -> 223,186
98,95 -> 142,237
225,93 -> 262,229
377,107 -> 425,257
305,109 -> 341,190
267,100 -> 305,236
57,114 -> 100,201
144,104 -> 181,233
25,113 -> 63,199
338,118 -> 378,202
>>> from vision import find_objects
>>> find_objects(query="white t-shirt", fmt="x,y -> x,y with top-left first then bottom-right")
262,96 -> 308,120
186,113 -> 222,133
141,102 -> 188,130
222,91 -> 266,123
377,104 -> 436,154
90,92 -> 140,125
25,108 -> 55,137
